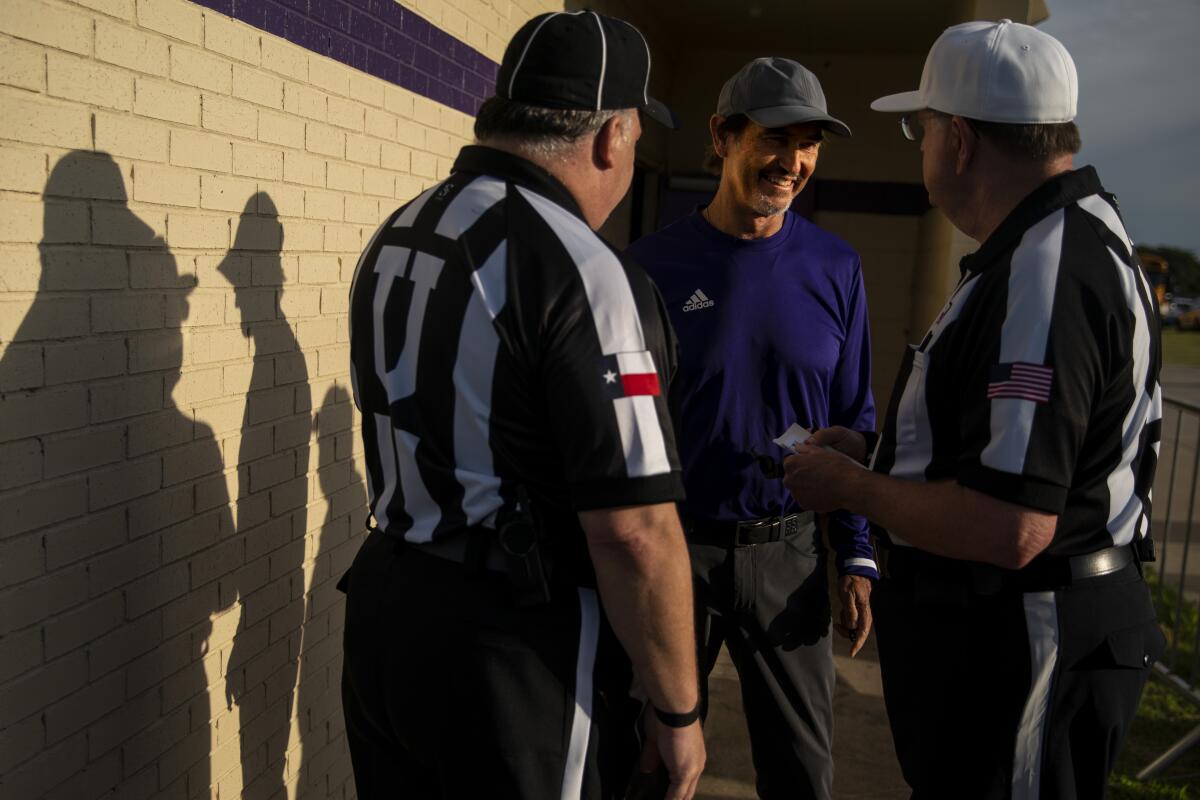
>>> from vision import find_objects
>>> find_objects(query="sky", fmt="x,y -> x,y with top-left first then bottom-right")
1040,0 -> 1200,255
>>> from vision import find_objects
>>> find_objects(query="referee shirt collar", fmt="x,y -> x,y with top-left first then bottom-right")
453,145 -> 587,223
959,165 -> 1104,276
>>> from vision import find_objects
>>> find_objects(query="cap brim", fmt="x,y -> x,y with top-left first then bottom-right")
642,96 -> 681,130
870,90 -> 923,113
744,106 -> 852,137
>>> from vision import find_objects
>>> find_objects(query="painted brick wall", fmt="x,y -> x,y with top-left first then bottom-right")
0,0 -> 557,797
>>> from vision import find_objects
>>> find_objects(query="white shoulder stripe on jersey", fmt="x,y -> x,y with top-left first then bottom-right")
516,186 -> 671,478
453,240 -> 508,527
1076,194 -> 1134,255
981,210 -> 1065,476
434,176 -> 507,239
1012,591 -> 1059,800
393,184 -> 439,228
560,587 -> 599,800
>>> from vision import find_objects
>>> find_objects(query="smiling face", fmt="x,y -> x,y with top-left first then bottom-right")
716,118 -> 824,217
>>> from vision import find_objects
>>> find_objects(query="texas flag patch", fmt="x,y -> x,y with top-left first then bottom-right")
987,362 -> 1054,403
599,351 -> 661,399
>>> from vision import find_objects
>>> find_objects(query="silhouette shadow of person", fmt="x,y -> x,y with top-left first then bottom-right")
0,151 -> 231,798
218,193 -> 312,800
293,383 -> 367,798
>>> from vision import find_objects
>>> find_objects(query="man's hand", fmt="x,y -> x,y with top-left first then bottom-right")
807,425 -> 867,463
782,443 -> 861,513
637,711 -> 706,800
836,575 -> 873,658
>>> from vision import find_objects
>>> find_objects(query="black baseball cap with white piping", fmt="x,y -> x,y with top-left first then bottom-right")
496,10 -> 681,130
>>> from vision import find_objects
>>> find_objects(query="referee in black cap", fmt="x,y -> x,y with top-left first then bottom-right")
342,10 -> 705,800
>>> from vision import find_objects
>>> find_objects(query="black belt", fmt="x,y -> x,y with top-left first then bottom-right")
403,528 -> 509,573
687,511 -> 815,547
876,538 -> 1137,594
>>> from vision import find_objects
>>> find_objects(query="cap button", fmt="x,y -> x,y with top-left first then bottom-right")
998,18 -> 1012,24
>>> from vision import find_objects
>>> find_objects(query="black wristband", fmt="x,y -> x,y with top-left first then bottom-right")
653,702 -> 700,728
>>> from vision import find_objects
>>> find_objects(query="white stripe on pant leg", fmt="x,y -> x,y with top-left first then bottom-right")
1012,591 -> 1060,800
561,587 -> 600,800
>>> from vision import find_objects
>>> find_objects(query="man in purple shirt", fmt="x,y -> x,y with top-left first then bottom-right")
628,58 -> 876,799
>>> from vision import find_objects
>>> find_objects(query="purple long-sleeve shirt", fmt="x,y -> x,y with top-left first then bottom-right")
628,208 -> 878,578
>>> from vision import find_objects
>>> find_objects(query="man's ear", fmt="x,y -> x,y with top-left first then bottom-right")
592,112 -> 627,170
709,114 -> 726,157
951,115 -> 977,175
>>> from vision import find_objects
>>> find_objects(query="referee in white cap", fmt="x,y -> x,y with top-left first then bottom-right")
783,19 -> 1165,798
342,10 -> 704,799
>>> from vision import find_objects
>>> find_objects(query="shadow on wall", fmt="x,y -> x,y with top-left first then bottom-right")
0,153 -> 364,799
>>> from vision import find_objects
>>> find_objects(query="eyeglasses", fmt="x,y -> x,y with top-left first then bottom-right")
900,113 -> 925,142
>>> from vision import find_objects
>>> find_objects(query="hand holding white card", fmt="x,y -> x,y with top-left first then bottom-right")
773,423 -> 866,468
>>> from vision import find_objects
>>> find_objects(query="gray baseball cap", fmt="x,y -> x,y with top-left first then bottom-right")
717,57 -> 852,137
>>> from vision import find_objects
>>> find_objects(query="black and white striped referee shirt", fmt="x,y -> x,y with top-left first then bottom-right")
872,166 -> 1161,557
348,145 -> 684,555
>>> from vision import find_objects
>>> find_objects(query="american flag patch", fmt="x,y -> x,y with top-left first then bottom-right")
988,362 -> 1054,403
599,351 -> 661,399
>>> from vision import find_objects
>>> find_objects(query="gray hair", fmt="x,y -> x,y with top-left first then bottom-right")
474,97 -> 625,158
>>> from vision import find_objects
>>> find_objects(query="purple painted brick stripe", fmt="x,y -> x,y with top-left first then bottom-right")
189,0 -> 497,116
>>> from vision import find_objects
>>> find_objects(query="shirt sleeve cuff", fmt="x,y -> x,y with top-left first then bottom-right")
839,558 -> 879,580
827,516 -> 879,579
571,472 -> 686,511
957,462 -> 1067,514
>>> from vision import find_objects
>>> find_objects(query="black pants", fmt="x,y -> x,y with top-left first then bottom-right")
689,522 -> 835,800
340,530 -> 640,799
874,556 -> 1164,799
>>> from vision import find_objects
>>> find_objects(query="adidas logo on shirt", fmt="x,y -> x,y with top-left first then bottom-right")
682,289 -> 714,312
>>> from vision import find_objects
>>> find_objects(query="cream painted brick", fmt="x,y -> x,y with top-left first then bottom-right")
232,216 -> 282,251
170,45 -> 232,93
258,110 -> 304,149
283,151 -> 324,187
200,173 -> 257,213
134,77 -> 201,125
175,367 -> 223,405
96,19 -> 169,77
0,37 -> 45,92
279,287 -> 321,318
45,338 -> 127,385
436,156 -> 454,180
233,65 -> 283,109
88,455 -> 162,510
1,294 -> 88,344
0,196 -> 43,243
395,175 -> 424,203
0,147 -> 45,194
0,0 -> 91,56
410,150 -> 438,179
324,224 -> 361,253
133,163 -> 200,207
74,0 -> 134,19
232,143 -> 283,181
465,18 -> 488,51
46,151 -> 132,200
425,130 -> 456,158
305,122 -> 344,158
0,342 -> 43,392
307,57 -> 350,97
327,162 -> 362,193
170,129 -> 231,172
283,82 -> 326,121
0,246 -> 39,291
190,328 -> 247,364
260,36 -> 306,82
0,94 -> 90,150
364,108 -> 395,141
136,0 -> 202,45
95,112 -> 169,162
130,251 -> 195,288
395,118 -> 426,150
318,344 -> 350,377
320,286 -> 349,315
42,425 -> 125,480
412,97 -> 441,129
47,52 -> 134,111
327,96 -> 365,131
92,293 -> 162,332
168,212 -> 229,249
91,204 -> 166,246
345,196 -> 380,225
41,249 -> 126,291
298,254 -> 339,284
196,252 -> 246,286
204,12 -> 260,65
304,189 -> 343,222
258,183 -> 303,217
174,290 -> 224,327
346,133 -> 381,167
347,71 -> 383,106
0,386 -> 88,443
382,84 -> 414,117
363,167 -> 394,198
283,220 -> 323,251
442,6 -> 468,38
202,94 -> 257,139
380,142 -> 410,173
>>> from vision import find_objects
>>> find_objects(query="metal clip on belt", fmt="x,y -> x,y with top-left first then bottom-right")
688,510 -> 815,547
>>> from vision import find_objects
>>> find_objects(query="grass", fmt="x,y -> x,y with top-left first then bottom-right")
1110,568 -> 1200,798
1163,327 -> 1200,367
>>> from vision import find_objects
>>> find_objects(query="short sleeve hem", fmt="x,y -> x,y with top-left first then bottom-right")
571,473 -> 686,512
957,463 -> 1067,514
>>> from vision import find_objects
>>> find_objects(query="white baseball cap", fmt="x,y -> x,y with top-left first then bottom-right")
871,19 -> 1077,124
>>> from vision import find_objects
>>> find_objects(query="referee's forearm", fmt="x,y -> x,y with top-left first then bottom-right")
581,504 -> 699,715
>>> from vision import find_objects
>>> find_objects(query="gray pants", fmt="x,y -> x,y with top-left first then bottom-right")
689,522 -> 834,800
